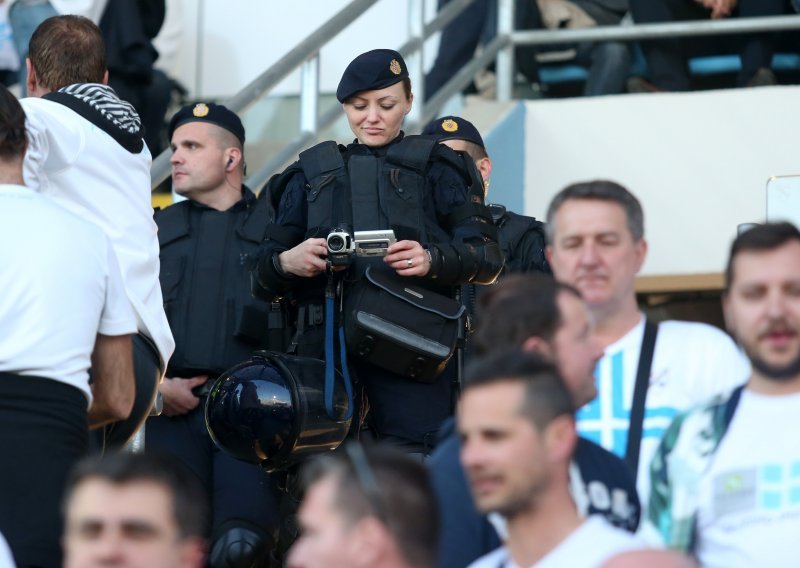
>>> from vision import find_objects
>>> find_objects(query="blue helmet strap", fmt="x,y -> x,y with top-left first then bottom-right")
325,272 -> 354,421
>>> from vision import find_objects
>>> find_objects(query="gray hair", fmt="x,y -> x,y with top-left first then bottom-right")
545,180 -> 644,244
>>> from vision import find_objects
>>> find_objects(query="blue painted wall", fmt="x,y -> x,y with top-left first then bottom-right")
484,101 -> 526,214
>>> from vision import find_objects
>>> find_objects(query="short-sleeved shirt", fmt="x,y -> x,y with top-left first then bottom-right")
0,184 -> 136,402
577,316 -> 750,509
467,516 -> 644,568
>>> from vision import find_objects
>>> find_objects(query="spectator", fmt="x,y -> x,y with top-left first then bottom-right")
100,0 -> 171,155
147,102 -> 282,568
0,83 -> 135,568
545,180 -> 749,509
629,0 -> 789,90
646,223 -> 800,565
63,452 -> 208,568
458,350 -> 655,568
287,444 -> 439,568
425,0 -> 631,98
20,14 -> 174,447
428,274 -> 640,568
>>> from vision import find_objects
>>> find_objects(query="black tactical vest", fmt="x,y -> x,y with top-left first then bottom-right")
488,204 -> 550,275
299,137 -> 456,245
155,193 -> 287,377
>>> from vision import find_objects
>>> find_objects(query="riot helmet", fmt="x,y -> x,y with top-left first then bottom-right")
205,351 -> 352,472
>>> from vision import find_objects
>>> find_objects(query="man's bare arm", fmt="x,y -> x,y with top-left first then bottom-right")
88,333 -> 135,429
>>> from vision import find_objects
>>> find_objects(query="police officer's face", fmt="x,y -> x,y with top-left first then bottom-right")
547,199 -> 647,315
724,240 -> 800,387
63,479 -> 205,568
287,477 -> 366,568
343,82 -> 412,147
170,122 -> 230,199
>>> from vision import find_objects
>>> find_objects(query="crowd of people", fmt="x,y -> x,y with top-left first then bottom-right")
427,0 -> 800,97
0,7 -> 799,568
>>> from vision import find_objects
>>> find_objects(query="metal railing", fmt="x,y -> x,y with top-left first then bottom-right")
497,13 -> 800,101
151,0 -> 383,189
151,1 -> 800,191
151,0 -> 482,191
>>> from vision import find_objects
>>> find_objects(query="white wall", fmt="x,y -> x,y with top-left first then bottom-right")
522,86 -> 800,278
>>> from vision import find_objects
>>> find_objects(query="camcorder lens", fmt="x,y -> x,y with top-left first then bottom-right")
328,235 -> 345,252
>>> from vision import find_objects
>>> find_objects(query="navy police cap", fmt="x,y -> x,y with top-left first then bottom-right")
336,49 -> 409,103
168,102 -> 245,144
422,115 -> 485,148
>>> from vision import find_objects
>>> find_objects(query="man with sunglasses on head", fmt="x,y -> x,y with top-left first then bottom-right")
287,445 -> 438,568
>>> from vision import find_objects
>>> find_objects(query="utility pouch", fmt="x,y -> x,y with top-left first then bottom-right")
344,266 -> 465,383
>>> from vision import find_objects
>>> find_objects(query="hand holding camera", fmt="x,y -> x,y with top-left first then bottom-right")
278,238 -> 329,277
326,227 -> 397,267
384,239 -> 432,277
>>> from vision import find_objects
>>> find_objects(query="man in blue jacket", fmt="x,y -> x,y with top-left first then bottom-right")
428,273 -> 641,568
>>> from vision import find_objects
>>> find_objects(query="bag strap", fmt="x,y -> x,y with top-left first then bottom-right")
624,318 -> 659,481
324,273 -> 353,421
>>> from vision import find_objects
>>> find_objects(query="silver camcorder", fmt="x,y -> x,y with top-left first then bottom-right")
353,230 -> 396,257
326,229 -> 396,266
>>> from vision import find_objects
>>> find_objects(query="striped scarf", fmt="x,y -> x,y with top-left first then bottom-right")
57,83 -> 142,136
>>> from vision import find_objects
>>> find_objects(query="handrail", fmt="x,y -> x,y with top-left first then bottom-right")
407,34 -> 509,133
150,0 -> 382,188
512,14 -> 800,46
494,12 -> 800,103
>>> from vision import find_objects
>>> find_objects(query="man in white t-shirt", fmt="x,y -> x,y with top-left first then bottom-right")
459,350 -> 663,568
545,180 -> 749,506
20,14 -> 174,445
0,84 -> 136,568
646,222 -> 800,567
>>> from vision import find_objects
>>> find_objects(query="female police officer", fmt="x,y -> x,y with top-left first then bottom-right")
253,49 -> 502,454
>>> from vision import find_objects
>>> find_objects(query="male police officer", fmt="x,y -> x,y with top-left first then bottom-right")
422,115 -> 549,275
146,103 -> 280,568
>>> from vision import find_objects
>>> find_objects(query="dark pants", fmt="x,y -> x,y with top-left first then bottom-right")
359,359 -> 454,452
425,0 -> 493,99
630,0 -> 788,89
145,401 -> 280,540
0,374 -> 88,568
